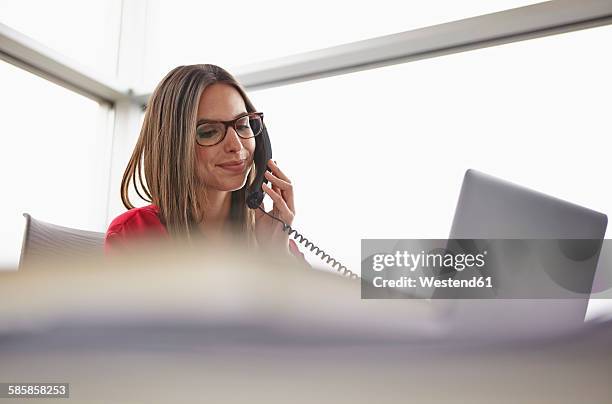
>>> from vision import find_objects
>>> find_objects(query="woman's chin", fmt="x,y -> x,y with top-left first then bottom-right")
220,179 -> 249,192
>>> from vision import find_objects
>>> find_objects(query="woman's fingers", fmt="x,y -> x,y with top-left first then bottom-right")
262,183 -> 293,220
264,171 -> 295,213
264,171 -> 291,190
265,160 -> 295,213
267,159 -> 291,183
261,182 -> 285,210
271,178 -> 282,198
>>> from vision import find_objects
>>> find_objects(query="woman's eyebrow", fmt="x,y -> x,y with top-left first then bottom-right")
196,112 -> 248,124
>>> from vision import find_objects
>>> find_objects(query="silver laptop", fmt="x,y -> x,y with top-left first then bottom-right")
450,169 -> 607,239
437,169 -> 608,340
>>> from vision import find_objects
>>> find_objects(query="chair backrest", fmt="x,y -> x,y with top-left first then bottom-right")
19,213 -> 105,270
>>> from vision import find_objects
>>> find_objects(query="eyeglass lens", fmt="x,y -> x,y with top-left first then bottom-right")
196,115 -> 263,146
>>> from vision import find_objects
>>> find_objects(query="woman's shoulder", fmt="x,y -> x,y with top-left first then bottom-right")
105,204 -> 168,244
107,205 -> 163,229
104,205 -> 169,254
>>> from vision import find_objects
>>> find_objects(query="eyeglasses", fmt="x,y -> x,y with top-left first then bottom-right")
195,112 -> 264,147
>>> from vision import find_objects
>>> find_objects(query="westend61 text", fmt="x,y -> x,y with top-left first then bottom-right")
373,276 -> 493,288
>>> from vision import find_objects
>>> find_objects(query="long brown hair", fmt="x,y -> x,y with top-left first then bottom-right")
120,64 -> 258,246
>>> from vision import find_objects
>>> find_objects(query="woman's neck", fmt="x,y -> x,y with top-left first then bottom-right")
198,189 -> 232,235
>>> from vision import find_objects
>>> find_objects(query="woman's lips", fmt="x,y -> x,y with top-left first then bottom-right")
217,160 -> 246,173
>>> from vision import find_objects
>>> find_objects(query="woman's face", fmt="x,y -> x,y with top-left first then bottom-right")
194,83 -> 256,192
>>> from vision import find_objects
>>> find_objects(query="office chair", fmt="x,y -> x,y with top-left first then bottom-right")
19,213 -> 105,270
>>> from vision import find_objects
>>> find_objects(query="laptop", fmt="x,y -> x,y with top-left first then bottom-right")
450,169 -> 607,239
435,169 -> 608,340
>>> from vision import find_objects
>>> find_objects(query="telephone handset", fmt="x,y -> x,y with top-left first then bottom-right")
246,120 -> 358,279
246,122 -> 272,210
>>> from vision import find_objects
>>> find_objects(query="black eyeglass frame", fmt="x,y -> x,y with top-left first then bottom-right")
195,112 -> 264,147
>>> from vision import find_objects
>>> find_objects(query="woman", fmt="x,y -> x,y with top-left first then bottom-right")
105,64 -> 305,263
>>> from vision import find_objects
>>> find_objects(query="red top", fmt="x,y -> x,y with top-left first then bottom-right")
104,205 -> 307,263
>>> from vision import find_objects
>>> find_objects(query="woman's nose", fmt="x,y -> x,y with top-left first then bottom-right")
222,126 -> 243,151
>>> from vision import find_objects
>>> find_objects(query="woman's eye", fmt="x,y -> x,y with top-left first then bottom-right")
198,130 -> 216,138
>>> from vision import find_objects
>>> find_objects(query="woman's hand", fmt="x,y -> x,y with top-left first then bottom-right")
254,159 -> 295,254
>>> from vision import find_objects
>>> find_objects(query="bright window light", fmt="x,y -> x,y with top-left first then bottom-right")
0,60 -> 112,268
248,24 -> 612,276
0,0 -> 122,77
142,0 -> 545,90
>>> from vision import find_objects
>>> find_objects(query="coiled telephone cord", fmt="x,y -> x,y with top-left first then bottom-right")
258,206 -> 359,279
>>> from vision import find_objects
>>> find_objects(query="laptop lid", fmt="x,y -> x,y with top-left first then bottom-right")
435,169 -> 608,340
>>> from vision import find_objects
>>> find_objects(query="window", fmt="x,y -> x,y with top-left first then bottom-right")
0,0 -> 122,77
0,60 -> 113,267
142,0 -> 545,90
249,24 -> 612,273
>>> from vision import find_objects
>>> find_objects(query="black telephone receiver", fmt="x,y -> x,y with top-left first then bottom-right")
246,120 -> 358,279
246,123 -> 273,210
